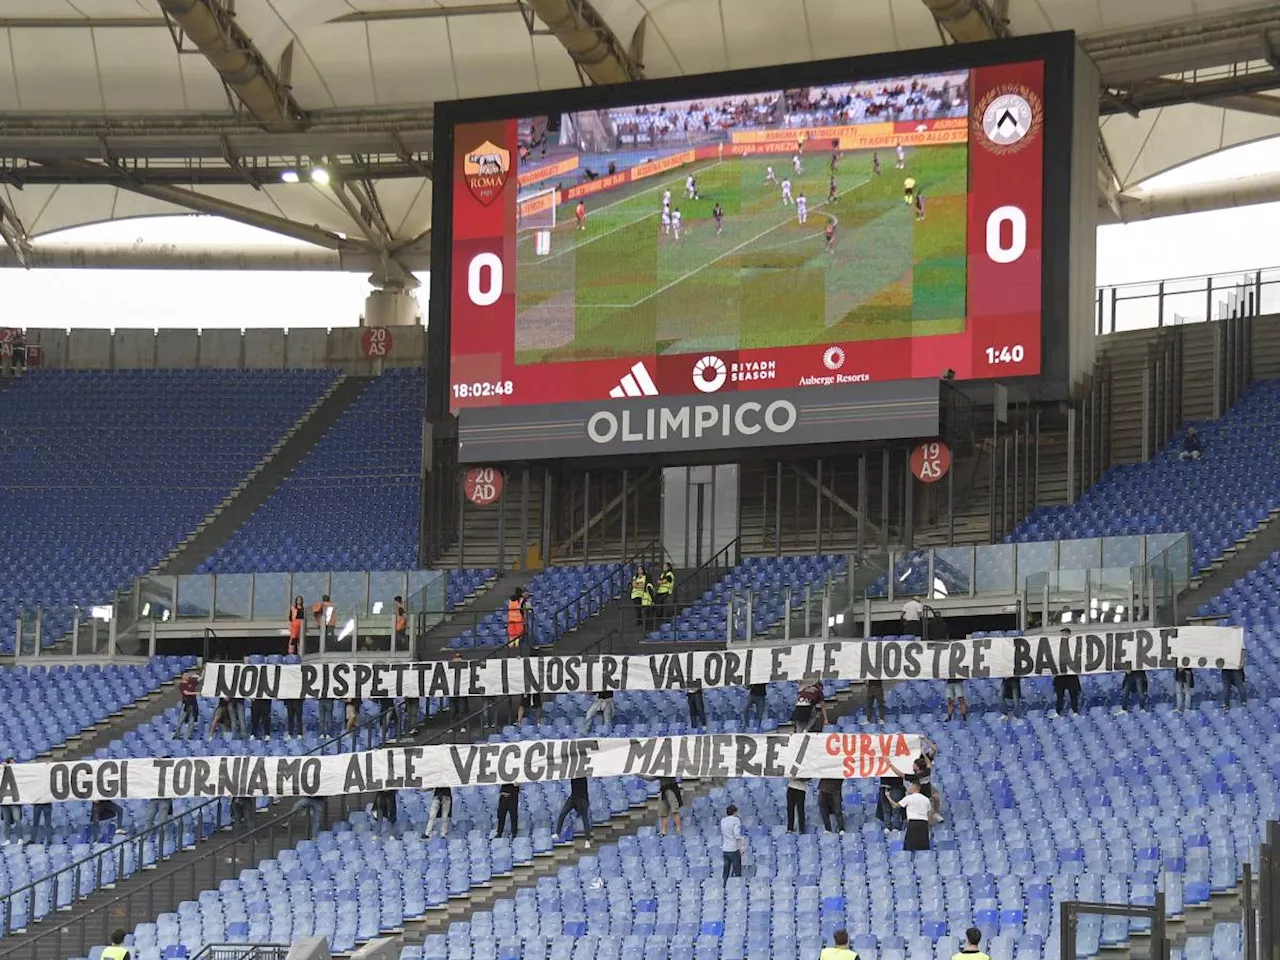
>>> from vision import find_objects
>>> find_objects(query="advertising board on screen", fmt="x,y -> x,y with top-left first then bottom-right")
432,34 -> 1074,459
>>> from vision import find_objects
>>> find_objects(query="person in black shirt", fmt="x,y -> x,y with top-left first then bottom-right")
686,679 -> 707,732
866,679 -> 886,724
372,790 -> 397,834
817,778 -> 846,834
1000,675 -> 1022,720
742,683 -> 768,729
907,739 -> 943,823
495,783 -> 520,838
1118,669 -> 1148,713
555,777 -> 592,847
1054,628 -> 1083,715
877,772 -> 904,832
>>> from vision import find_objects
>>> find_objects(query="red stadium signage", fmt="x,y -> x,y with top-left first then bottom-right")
360,327 -> 393,359
464,467 -> 504,505
910,441 -> 952,483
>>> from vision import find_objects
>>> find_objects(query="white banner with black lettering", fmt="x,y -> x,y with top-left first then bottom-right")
203,626 -> 1244,700
0,733 -> 922,804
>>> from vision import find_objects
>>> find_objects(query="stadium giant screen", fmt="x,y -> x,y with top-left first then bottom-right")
432,34 -> 1074,457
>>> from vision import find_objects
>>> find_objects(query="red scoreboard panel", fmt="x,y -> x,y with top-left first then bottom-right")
431,33 -> 1074,458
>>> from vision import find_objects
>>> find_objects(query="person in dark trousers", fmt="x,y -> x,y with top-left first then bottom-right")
495,783 -> 520,838
1118,669 -> 1148,712
30,802 -> 52,845
721,804 -> 744,881
1180,425 -> 1204,461
786,777 -> 808,833
742,683 -> 768,728
686,679 -> 707,732
630,567 -> 649,626
883,779 -> 931,851
1223,664 -> 1247,709
818,778 -> 846,834
953,927 -> 990,960
1000,675 -> 1022,720
656,563 -> 676,619
174,671 -> 200,740
877,771 -> 904,833
376,696 -> 397,740
91,799 -> 123,839
250,697 -> 272,740
866,679 -> 886,724
285,697 -> 305,739
230,795 -> 253,828
1,759 -> 20,845
555,777 -> 592,847
1053,629 -> 1083,715
101,929 -> 131,960
793,682 -> 828,732
658,777 -> 683,835
372,790 -> 397,833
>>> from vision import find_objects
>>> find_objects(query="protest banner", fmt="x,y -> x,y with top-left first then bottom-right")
203,626 -> 1244,700
0,733 -> 923,804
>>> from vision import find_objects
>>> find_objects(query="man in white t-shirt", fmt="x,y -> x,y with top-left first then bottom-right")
720,804 -> 744,881
902,597 -> 924,638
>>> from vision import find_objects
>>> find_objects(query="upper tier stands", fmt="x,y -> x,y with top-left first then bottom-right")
1010,380 -> 1280,571
0,369 -> 337,652
649,555 -> 846,644
199,369 -> 423,575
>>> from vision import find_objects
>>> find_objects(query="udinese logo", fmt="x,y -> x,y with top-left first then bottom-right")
692,355 -> 728,393
973,84 -> 1043,155
823,346 -> 846,371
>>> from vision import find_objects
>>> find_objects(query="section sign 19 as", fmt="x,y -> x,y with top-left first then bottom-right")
910,441 -> 952,483
464,467 -> 504,505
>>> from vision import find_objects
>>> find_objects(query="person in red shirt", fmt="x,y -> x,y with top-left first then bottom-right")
175,671 -> 200,740
575,201 -> 586,230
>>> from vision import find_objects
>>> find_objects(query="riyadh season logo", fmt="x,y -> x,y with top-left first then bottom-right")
692,355 -> 727,393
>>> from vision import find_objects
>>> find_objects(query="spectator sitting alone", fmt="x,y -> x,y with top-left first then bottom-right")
1180,425 -> 1203,461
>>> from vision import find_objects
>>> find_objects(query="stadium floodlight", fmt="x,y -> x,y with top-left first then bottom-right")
310,166 -> 331,185
280,169 -> 300,183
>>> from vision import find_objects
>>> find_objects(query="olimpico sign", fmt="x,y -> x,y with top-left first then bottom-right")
586,400 -> 798,445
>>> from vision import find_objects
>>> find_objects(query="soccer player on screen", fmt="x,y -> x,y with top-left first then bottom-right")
781,178 -> 793,205
872,152 -> 881,177
915,189 -> 926,221
686,174 -> 699,200
672,208 -> 683,240
903,177 -> 916,206
792,153 -> 803,176
713,202 -> 724,236
661,208 -> 671,235
828,176 -> 838,204
764,165 -> 777,185
896,143 -> 906,169
825,220 -> 836,253
796,192 -> 808,224
663,188 -> 671,211
575,200 -> 586,230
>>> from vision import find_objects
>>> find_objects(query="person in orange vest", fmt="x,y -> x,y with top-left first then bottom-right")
287,596 -> 305,655
393,595 -> 408,650
506,587 -> 528,652
312,595 -> 335,646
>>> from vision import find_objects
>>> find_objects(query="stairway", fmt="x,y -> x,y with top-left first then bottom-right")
1097,330 -> 1152,465
157,376 -> 376,575
1252,312 -> 1280,380
435,473 -> 547,571
417,571 -> 524,657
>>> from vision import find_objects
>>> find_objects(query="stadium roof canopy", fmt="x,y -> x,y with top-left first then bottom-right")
0,0 -> 1278,273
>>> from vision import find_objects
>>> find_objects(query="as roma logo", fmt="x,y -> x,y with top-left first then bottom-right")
971,84 -> 1043,155
464,140 -> 511,206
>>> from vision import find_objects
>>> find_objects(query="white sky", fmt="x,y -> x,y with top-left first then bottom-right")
0,136 -> 1276,329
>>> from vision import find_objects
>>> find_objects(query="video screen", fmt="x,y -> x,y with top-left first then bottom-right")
447,58 -> 1046,410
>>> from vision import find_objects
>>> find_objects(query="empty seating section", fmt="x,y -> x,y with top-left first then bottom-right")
449,564 -> 630,650
447,568 -> 497,611
0,370 -> 337,652
651,555 -> 846,643
200,368 -> 423,574
1010,381 -> 1280,571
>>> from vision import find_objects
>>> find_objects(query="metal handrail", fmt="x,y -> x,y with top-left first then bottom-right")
0,693 -> 413,938
533,538 -> 662,647
192,945 -> 289,960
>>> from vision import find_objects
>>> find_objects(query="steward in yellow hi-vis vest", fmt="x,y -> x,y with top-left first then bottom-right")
630,567 -> 648,627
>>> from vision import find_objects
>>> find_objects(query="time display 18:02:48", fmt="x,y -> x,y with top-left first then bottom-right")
452,380 -> 515,400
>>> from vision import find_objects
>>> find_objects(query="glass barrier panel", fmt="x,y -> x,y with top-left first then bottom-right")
863,559 -> 890,600
932,547 -> 974,599
368,571 -> 408,618
974,544 -> 1016,594
1023,571 -> 1050,628
175,575 -> 213,620
1102,536 -> 1143,568
214,574 -> 252,620
1162,536 -> 1191,593
329,571 -> 368,621
1087,566 -> 1138,624
1048,569 -> 1089,630
406,570 -> 439,613
357,617 -> 396,653
890,550 -> 931,598
1058,538 -> 1102,572
1015,541 -> 1054,585
251,572 -> 291,621
138,576 -> 175,622
1144,532 -> 1179,558
18,607 -> 39,656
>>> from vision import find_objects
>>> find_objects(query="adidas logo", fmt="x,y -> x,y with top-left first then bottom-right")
608,361 -> 659,399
